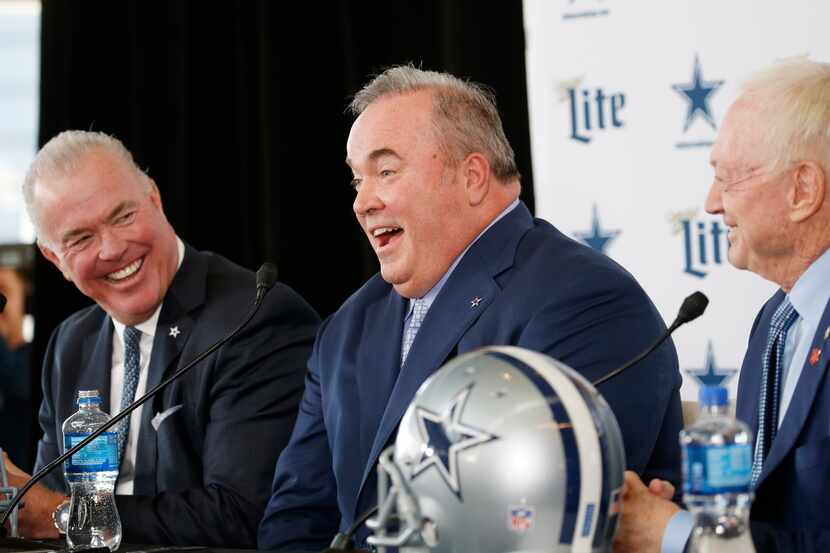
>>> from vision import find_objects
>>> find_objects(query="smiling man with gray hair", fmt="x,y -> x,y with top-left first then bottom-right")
615,58 -> 830,553
258,65 -> 682,551
3,130 -> 319,547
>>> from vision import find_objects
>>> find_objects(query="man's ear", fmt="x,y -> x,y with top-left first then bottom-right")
147,178 -> 164,211
789,161 -> 826,222
38,241 -> 72,282
462,153 -> 491,206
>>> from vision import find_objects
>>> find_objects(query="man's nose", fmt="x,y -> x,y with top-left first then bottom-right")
704,179 -> 723,215
98,229 -> 128,260
353,178 -> 383,216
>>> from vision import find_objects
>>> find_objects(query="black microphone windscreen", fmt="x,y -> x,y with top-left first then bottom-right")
256,262 -> 279,291
0,292 -> 6,313
677,291 -> 709,324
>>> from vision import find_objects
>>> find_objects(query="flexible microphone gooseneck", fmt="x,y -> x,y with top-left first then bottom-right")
592,291 -> 709,387
326,506 -> 378,551
0,262 -> 279,534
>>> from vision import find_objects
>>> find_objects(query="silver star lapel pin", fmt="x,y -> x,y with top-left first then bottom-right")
169,326 -> 181,338
471,297 -> 483,308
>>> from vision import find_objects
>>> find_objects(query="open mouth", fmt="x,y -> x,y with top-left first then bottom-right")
106,257 -> 144,282
373,226 -> 403,249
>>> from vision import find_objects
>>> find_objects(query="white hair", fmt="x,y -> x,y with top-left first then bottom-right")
740,57 -> 830,171
23,130 -> 148,236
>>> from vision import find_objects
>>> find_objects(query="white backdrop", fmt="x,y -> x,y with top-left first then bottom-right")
523,0 -> 830,399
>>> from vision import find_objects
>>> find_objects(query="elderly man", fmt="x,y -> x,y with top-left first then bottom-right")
2,131 -> 319,547
615,59 -> 830,553
258,66 -> 682,551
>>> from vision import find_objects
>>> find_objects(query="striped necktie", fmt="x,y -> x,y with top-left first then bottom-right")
750,298 -> 798,487
118,326 -> 142,468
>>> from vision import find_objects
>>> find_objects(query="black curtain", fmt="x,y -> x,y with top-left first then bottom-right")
27,0 -> 533,470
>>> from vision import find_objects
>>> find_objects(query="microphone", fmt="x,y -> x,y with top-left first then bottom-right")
0,262 -> 279,536
0,292 -> 6,313
256,262 -> 279,303
592,291 -> 709,387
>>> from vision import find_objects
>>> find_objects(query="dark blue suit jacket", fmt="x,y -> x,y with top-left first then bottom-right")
737,290 -> 830,552
258,203 -> 682,551
35,245 -> 319,547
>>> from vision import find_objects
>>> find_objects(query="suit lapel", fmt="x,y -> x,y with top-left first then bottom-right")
354,202 -> 533,505
354,291 -> 407,466
759,295 -> 830,484
133,245 -> 206,495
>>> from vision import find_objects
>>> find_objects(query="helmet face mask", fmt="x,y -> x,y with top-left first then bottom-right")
367,346 -> 626,553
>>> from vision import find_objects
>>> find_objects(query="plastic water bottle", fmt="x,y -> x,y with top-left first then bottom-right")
62,390 -> 122,551
680,385 -> 755,553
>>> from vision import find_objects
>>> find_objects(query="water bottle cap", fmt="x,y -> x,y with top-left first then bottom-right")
698,385 -> 728,406
77,390 -> 102,405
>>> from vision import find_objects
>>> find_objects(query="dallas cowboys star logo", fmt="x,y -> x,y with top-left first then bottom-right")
672,55 -> 724,132
169,326 -> 181,338
412,384 -> 497,497
684,340 -> 737,387
574,204 -> 620,254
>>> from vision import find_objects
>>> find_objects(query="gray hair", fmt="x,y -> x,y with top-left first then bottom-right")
23,130 -> 148,235
740,57 -> 830,171
350,65 -> 520,182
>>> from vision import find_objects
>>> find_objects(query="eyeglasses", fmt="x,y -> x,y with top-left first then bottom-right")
712,163 -> 791,193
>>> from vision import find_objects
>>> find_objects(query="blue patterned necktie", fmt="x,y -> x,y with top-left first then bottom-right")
118,326 -> 142,467
401,299 -> 428,365
750,298 -> 799,487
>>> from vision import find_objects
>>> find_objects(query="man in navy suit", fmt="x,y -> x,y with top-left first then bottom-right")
1,131 -> 319,546
258,66 -> 683,551
615,59 -> 830,553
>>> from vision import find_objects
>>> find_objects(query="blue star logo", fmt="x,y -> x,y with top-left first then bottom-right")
574,204 -> 620,254
685,341 -> 737,387
672,55 -> 724,132
412,384 -> 497,497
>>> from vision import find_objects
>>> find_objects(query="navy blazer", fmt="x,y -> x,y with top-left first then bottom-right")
258,203 -> 682,551
35,245 -> 319,547
737,290 -> 830,552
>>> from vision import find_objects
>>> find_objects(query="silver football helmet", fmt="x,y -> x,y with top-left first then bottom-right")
367,346 -> 625,553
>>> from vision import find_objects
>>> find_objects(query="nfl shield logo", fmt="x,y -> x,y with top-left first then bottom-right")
508,505 -> 535,532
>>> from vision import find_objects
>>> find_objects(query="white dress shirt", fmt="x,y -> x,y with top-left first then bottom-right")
109,237 -> 183,494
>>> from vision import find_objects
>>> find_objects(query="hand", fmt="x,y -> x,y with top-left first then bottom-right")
2,452 -> 64,538
613,470 -> 680,553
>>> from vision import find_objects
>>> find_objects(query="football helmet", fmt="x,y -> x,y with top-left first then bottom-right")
367,346 -> 625,553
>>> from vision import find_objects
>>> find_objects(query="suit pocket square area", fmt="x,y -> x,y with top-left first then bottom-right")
151,404 -> 184,431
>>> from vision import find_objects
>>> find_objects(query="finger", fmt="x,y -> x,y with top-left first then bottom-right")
623,470 -> 647,492
648,479 -> 676,500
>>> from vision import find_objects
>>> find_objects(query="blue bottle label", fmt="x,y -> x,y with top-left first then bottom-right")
683,443 -> 752,494
64,432 -> 119,472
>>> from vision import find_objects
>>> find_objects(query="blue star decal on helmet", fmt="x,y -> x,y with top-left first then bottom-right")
685,340 -> 737,387
672,55 -> 724,132
574,204 -> 620,254
412,384 -> 497,497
